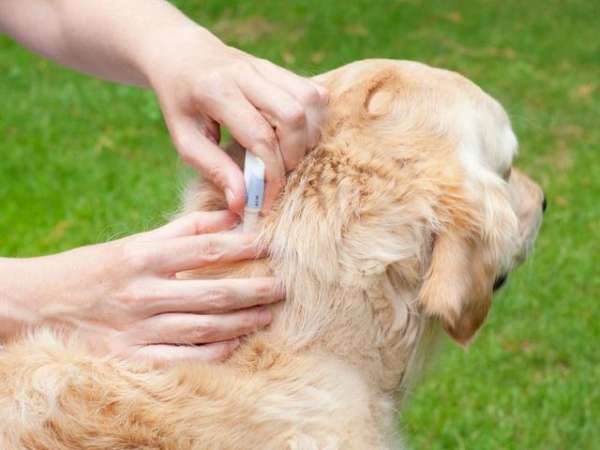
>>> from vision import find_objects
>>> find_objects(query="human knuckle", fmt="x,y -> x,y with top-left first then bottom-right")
202,287 -> 232,310
231,60 -> 252,76
282,104 -> 306,128
241,311 -> 260,329
255,123 -> 275,142
198,238 -> 224,263
190,81 -> 208,104
198,70 -> 237,101
255,279 -> 274,298
121,242 -> 153,272
249,127 -> 277,154
185,328 -> 206,343
116,285 -> 147,310
188,211 -> 218,234
196,318 -> 219,339
298,85 -> 322,106
316,86 -> 329,103
202,69 -> 228,91
205,165 -> 227,188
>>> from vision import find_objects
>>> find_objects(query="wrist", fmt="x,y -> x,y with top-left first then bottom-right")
135,24 -> 226,90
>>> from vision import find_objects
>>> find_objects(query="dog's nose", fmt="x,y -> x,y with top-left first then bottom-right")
542,194 -> 548,213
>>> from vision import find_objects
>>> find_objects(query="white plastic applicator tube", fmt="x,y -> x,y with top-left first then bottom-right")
243,151 -> 265,232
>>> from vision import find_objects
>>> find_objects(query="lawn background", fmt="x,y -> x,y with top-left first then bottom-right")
1,1 -> 598,449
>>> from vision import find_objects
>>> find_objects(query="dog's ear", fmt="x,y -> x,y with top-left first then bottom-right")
418,228 -> 496,346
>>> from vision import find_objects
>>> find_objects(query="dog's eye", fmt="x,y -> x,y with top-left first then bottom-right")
493,273 -> 509,292
502,166 -> 512,181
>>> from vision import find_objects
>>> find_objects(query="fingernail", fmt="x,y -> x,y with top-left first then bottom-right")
226,211 -> 242,229
258,308 -> 273,326
275,284 -> 286,300
314,83 -> 329,101
225,189 -> 235,207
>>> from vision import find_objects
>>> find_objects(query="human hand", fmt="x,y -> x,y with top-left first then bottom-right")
1,1 -> 327,211
0,211 -> 282,365
1,1 -> 327,210
141,27 -> 328,212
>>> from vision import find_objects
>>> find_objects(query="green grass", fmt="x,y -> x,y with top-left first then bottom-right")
1,0 -> 598,448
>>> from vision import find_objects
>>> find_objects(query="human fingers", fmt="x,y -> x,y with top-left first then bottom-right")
194,80 -> 285,211
236,69 -> 308,172
147,211 -> 239,240
149,232 -> 264,274
253,59 -> 328,151
132,340 -> 241,366
145,277 -> 283,315
136,307 -> 273,345
167,114 -> 246,212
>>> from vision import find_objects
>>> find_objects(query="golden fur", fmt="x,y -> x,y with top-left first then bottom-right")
0,60 -> 544,449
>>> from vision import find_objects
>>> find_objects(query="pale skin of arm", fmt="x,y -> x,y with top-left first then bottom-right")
0,0 -> 327,364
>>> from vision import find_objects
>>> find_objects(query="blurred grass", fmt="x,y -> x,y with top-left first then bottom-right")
1,0 -> 598,448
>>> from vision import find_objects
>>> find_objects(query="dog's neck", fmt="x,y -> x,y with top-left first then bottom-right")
217,255 -> 426,398
179,139 -> 433,444
208,260 -> 428,449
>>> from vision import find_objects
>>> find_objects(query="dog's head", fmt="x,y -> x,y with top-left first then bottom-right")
182,59 -> 544,359
304,59 -> 545,346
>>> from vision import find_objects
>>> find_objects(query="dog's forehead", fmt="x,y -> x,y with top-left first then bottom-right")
392,60 -> 518,181
315,59 -> 518,192
424,67 -> 518,199
452,95 -> 517,184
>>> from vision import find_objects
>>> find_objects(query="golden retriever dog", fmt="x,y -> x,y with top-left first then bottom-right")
0,60 -> 544,449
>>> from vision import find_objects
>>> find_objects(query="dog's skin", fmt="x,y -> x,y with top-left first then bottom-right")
0,60 -> 544,449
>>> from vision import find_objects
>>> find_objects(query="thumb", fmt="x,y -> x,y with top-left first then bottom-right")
168,116 -> 245,214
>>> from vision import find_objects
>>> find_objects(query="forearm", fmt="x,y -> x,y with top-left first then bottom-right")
0,256 -> 46,342
0,0 -> 329,224
0,0 -> 221,87
0,247 -> 113,343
